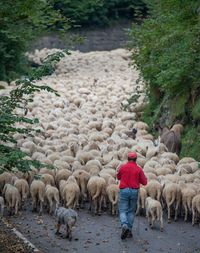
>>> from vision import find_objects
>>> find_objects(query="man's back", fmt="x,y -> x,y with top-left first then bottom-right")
117,161 -> 147,189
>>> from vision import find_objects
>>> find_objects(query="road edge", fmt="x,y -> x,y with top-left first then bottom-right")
1,217 -> 41,253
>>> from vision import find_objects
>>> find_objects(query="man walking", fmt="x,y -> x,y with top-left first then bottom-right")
117,152 -> 147,239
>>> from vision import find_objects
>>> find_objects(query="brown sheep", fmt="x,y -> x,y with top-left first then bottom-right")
159,124 -> 183,155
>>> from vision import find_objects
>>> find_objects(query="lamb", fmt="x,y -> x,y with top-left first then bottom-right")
145,197 -> 163,231
0,196 -> 5,217
87,176 -> 106,215
3,184 -> 21,215
55,207 -> 78,241
62,176 -> 80,209
30,180 -> 45,215
106,177 -> 119,215
192,194 -> 200,226
45,185 -> 60,214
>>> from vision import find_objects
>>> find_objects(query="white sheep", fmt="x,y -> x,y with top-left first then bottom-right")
192,194 -> 200,226
13,178 -> 29,205
179,181 -> 196,221
162,182 -> 181,223
87,176 -> 106,215
145,197 -> 164,231
106,178 -> 119,215
30,180 -> 45,215
45,185 -> 60,214
3,184 -> 21,215
62,176 -> 80,209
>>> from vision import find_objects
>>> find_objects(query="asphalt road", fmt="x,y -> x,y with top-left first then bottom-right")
7,205 -> 200,253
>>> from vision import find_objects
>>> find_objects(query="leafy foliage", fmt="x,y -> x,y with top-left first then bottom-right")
0,0 -> 70,81
180,126 -> 200,161
0,50 -> 69,174
129,0 -> 200,125
51,0 -> 147,27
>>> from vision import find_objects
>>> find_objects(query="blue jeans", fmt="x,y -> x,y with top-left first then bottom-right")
119,188 -> 138,230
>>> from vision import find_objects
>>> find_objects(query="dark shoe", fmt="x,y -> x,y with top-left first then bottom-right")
126,230 -> 133,238
121,227 -> 129,240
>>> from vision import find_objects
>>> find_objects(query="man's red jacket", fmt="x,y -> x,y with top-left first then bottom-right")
117,161 -> 147,189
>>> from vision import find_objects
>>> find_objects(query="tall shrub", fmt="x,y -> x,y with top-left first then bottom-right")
51,0 -> 147,27
0,0 -> 70,81
130,0 -> 200,126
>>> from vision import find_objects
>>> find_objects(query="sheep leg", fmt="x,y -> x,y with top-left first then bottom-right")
146,212 -> 151,227
39,200 -> 43,216
15,200 -> 19,215
174,200 -> 180,221
8,204 -> 12,216
183,202 -> 188,222
49,199 -> 53,214
102,196 -> 107,211
160,215 -> 164,232
94,198 -> 98,215
151,211 -> 155,229
192,209 -> 196,226
167,204 -> 171,223
112,203 -> 115,216
32,196 -> 37,212
98,196 -> 103,216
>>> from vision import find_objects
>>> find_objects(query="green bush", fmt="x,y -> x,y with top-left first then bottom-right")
180,126 -> 200,161
129,0 -> 200,125
0,0 -> 69,81
51,0 -> 147,27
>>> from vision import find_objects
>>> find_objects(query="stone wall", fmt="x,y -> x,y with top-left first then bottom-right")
32,21 -> 131,52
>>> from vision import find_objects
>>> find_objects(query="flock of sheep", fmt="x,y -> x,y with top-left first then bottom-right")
0,48 -> 200,240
